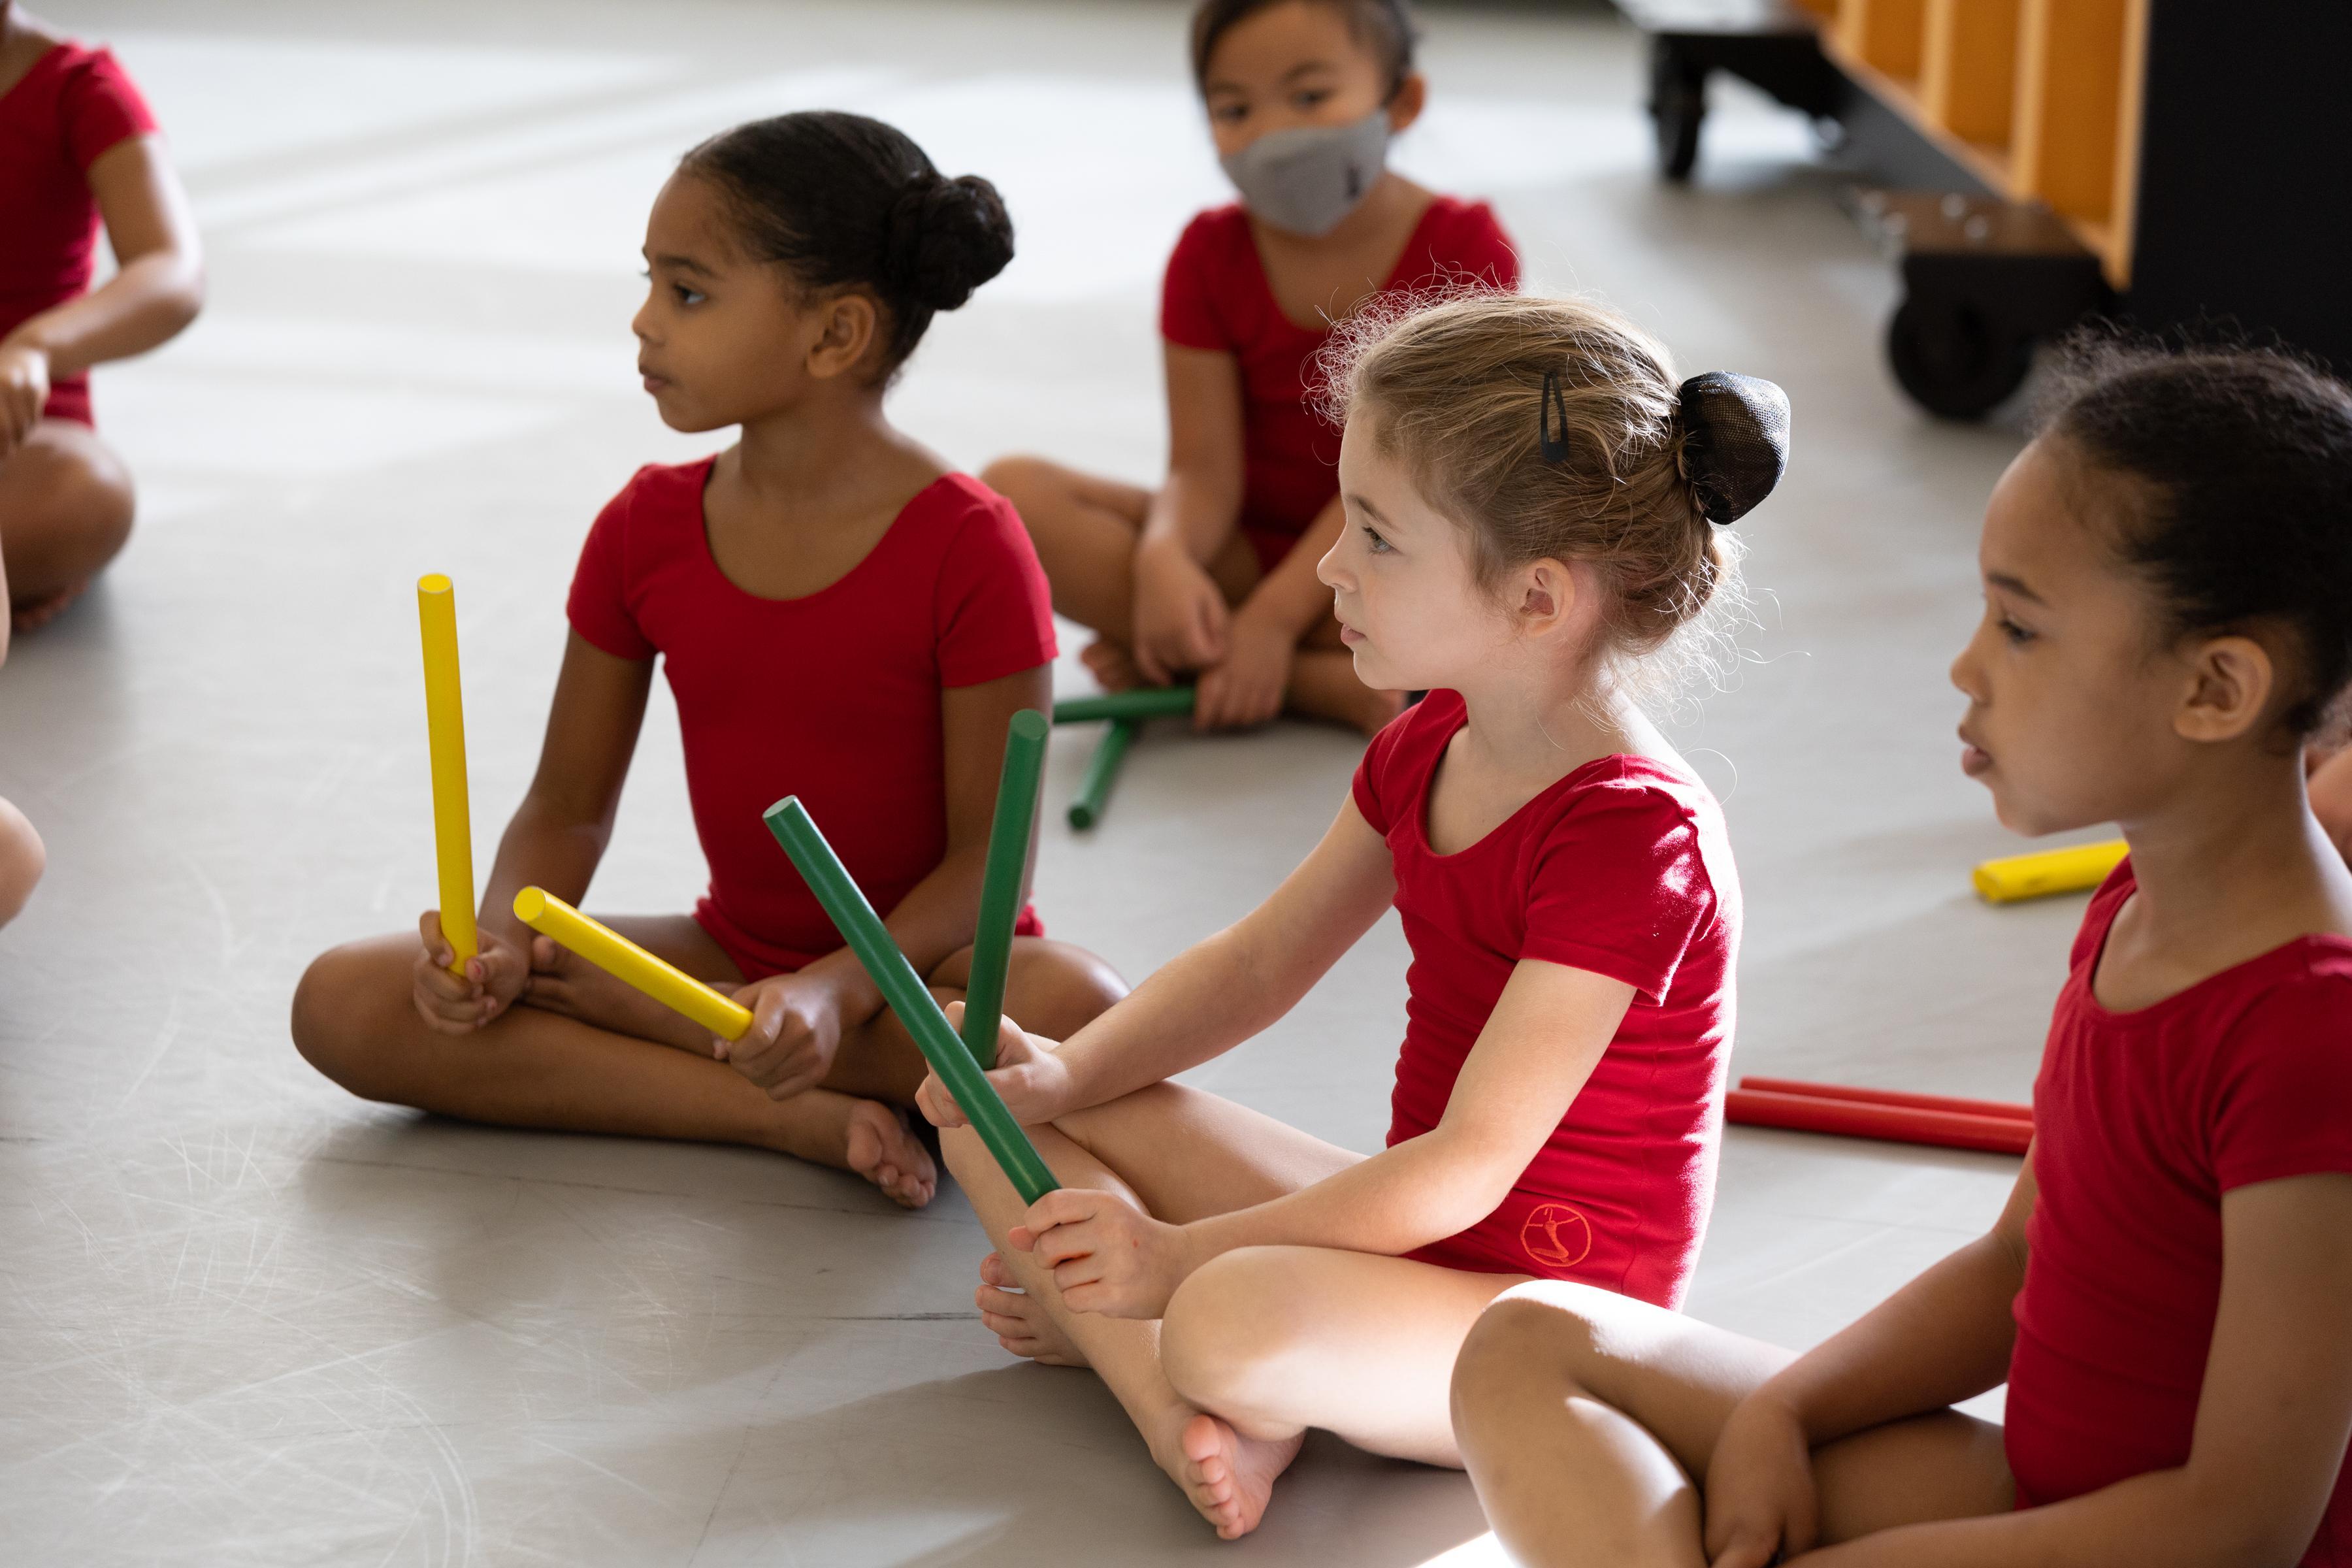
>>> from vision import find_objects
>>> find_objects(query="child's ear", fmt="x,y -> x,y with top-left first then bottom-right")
1386,72 -> 1428,135
2175,632 -> 2278,744
805,291 -> 879,380
1519,559 -> 1575,634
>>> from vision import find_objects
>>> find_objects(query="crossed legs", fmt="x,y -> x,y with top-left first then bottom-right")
1451,1281 -> 2013,1566
292,920 -> 1123,1207
982,455 -> 1400,736
1,420 -> 134,631
944,1081 -> 1531,1538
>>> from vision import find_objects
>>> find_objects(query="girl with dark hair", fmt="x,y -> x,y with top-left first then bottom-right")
1452,339 -> 2352,1568
291,112 -> 1123,1207
983,0 -> 1518,736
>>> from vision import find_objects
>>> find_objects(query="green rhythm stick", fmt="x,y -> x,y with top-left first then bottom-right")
963,709 -> 1048,1070
764,796 -> 1060,1204
1051,686 -> 1195,725
1067,717 -> 1139,832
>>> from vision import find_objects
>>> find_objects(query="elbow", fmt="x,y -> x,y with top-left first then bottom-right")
168,259 -> 206,333
1413,1135 -> 1523,1237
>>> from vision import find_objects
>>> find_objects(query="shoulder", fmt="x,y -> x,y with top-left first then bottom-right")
2217,945 -> 2352,1054
1536,757 -> 1725,894
595,457 -> 707,531
915,474 -> 1048,585
1416,197 -> 1516,265
52,42 -> 154,120
1173,203 -> 1250,254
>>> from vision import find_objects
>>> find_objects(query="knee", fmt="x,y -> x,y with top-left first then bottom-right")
977,454 -> 1053,520
290,941 -> 395,1097
11,436 -> 135,550
1006,940 -> 1128,1041
0,797 -> 44,928
1160,1247 -> 1311,1413
1452,1284 -> 1618,1419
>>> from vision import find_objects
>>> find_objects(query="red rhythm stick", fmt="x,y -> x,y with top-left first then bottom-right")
1726,1088 -> 2033,1156
1737,1077 -> 2032,1125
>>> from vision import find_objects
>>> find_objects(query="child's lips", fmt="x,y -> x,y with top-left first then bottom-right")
1959,729 -> 1993,776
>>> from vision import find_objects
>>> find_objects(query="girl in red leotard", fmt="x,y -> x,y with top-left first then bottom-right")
291,113 -> 1122,1209
1452,339 -> 2352,1568
918,293 -> 1787,1538
0,3 -> 202,634
983,0 -> 1518,736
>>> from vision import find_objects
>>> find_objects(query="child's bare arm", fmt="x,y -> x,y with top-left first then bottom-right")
1133,345 -> 1247,682
3,136 -> 201,383
410,633 -> 651,1031
1196,492 -> 1346,729
1703,1168 -> 2035,1565
1006,953 -> 1633,1316
923,794 -> 1397,1128
1796,1173 -> 2352,1568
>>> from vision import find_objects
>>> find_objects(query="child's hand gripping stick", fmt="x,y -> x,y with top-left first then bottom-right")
1972,839 -> 2129,904
417,574 -> 477,972
963,710 -> 1049,1070
511,887 -> 753,1041
762,796 -> 1061,1204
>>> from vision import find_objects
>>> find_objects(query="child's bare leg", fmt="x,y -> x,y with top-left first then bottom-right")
981,455 -> 1259,688
1,421 -> 135,629
1451,1281 -> 2012,1567
945,1083 -> 1360,1537
1157,1246 -> 1532,1473
0,794 -> 44,928
291,921 -> 936,1205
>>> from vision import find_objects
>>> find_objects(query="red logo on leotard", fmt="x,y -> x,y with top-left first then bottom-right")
1520,1203 -> 1593,1269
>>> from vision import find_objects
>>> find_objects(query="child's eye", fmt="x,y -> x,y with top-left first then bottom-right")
1293,88 -> 1332,111
674,284 -> 705,306
1999,617 -> 2034,645
1363,525 -> 1393,555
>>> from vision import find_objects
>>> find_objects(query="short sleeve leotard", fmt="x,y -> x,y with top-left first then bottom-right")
1158,197 -> 1519,575
1352,690 -> 1740,1307
2007,862 -> 2352,1563
0,41 -> 158,427
567,460 -> 1058,979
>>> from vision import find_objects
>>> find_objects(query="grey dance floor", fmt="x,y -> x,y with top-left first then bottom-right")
0,2 -> 2103,1561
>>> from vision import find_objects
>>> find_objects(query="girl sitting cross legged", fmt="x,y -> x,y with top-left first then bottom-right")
292,113 -> 1122,1207
1450,338 -> 2352,1568
923,293 -> 1788,1537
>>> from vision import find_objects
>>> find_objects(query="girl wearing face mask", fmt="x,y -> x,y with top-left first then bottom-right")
291,112 -> 1124,1210
923,295 -> 1783,1538
983,0 -> 1518,735
1450,340 -> 2352,1568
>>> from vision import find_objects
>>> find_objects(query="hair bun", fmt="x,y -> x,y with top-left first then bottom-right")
1678,371 -> 1789,525
883,172 -> 1015,312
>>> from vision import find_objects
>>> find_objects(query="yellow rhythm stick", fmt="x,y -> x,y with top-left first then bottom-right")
512,888 -> 753,1040
1973,839 -> 2129,904
417,574 -> 477,972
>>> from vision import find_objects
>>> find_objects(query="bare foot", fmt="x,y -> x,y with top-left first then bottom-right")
1079,637 -> 1145,693
842,1100 -> 938,1208
770,1091 -> 938,1208
9,578 -> 89,633
1158,1411 -> 1303,1541
523,935 -> 707,1050
974,1251 -> 1089,1366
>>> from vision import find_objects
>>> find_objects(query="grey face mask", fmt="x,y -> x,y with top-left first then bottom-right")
1218,107 -> 1391,237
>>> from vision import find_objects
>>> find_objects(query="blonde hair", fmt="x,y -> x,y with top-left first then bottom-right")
1323,291 -> 1777,707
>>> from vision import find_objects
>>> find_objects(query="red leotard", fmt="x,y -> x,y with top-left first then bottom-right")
2006,862 -> 2352,1563
1158,197 -> 1519,574
0,41 -> 157,427
566,460 -> 1056,979
1352,691 -> 1739,1307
